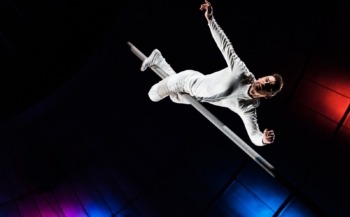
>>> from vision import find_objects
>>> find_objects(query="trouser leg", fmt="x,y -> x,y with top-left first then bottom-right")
148,70 -> 203,104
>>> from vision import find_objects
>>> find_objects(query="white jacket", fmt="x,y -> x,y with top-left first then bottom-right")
189,18 -> 264,146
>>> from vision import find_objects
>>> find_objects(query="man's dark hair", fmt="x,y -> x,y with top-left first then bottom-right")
271,73 -> 284,96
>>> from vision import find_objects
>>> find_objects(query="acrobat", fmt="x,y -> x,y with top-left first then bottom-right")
140,0 -> 284,147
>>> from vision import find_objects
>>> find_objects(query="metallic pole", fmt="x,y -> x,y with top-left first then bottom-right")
127,41 -> 328,216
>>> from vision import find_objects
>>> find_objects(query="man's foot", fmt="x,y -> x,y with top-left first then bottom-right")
141,49 -> 164,71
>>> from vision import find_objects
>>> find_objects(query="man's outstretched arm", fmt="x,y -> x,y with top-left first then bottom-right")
200,1 -> 246,77
239,110 -> 275,146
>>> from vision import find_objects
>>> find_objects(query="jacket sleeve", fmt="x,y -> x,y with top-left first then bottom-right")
239,108 -> 265,146
208,18 -> 249,76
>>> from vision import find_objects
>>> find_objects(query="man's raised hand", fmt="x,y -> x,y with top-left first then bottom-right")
200,0 -> 213,22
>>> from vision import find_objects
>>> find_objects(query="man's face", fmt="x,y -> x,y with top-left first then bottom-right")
252,75 -> 276,97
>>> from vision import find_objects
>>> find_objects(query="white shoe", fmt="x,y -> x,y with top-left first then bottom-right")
141,49 -> 164,71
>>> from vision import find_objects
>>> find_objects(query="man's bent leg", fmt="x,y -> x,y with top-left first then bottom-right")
148,77 -> 171,102
147,70 -> 204,103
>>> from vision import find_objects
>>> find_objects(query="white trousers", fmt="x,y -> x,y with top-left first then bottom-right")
149,70 -> 204,104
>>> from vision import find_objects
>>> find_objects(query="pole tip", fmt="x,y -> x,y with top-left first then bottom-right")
127,41 -> 133,47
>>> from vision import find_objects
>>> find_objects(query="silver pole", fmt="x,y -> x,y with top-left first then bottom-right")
127,42 -> 276,177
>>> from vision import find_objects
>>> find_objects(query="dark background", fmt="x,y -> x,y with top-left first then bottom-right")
0,0 -> 349,216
